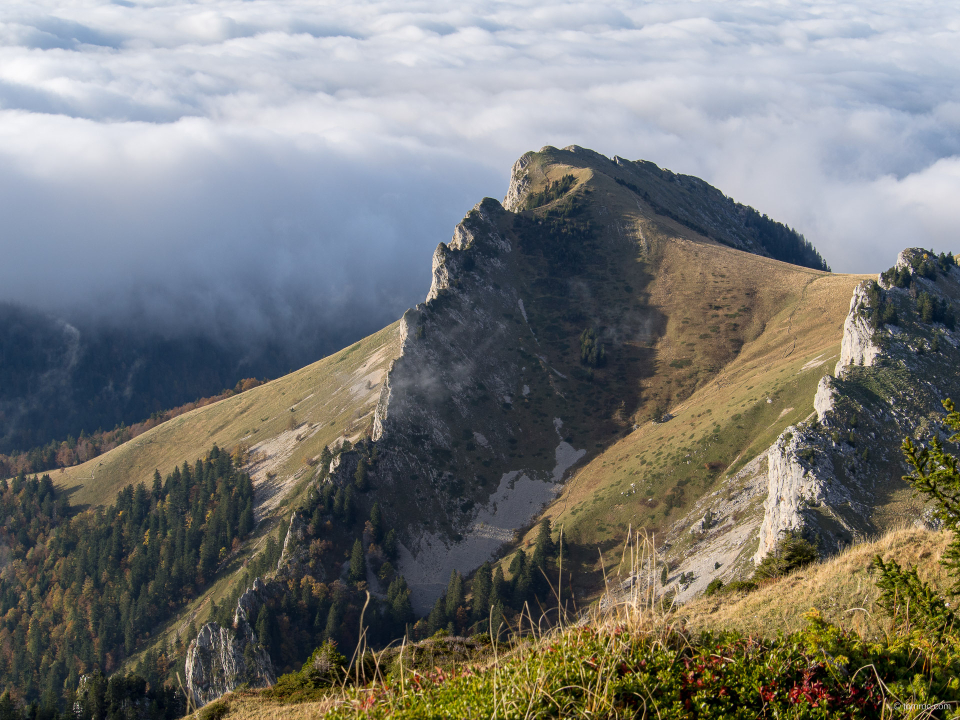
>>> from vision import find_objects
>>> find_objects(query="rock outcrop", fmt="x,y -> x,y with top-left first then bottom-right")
835,282 -> 882,375
755,248 -> 960,563
753,428 -> 855,562
184,578 -> 277,707
813,376 -> 836,423
502,152 -> 534,212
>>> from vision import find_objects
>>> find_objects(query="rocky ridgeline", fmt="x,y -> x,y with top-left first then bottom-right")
755,248 -> 960,559
367,195 -> 585,610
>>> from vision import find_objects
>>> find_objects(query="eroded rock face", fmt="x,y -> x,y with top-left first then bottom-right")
753,429 -> 853,563
184,574 -> 284,707
836,282 -> 882,375
278,511 -> 308,570
813,376 -> 836,423
502,152 -> 534,212
184,617 -> 275,708
755,248 -> 960,564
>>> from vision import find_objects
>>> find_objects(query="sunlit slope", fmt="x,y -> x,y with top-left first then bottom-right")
679,527 -> 949,640
57,322 -> 402,508
529,236 -> 868,566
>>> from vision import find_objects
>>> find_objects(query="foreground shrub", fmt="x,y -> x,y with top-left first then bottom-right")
324,610 -> 960,719
266,640 -> 348,702
874,399 -> 960,641
753,533 -> 819,582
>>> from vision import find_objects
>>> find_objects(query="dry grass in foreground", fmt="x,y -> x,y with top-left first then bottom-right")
679,526 -> 951,640
189,527 -> 958,719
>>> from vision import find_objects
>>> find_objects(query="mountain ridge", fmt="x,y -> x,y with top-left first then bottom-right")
6,146 -> 958,712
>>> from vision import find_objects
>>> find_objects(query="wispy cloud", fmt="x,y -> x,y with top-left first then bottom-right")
1,0 -> 958,343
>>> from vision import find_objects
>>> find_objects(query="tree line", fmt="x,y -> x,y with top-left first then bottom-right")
0,447 -> 254,710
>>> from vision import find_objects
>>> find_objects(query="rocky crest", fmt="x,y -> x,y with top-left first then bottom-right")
184,578 -> 277,707
755,248 -> 960,561
835,282 -> 882,374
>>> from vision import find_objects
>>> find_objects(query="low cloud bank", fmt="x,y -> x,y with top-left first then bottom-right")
1,0 -> 959,348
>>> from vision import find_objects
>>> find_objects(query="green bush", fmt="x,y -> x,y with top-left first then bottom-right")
198,699 -> 230,720
704,578 -> 724,596
873,398 -> 960,640
268,640 -> 348,702
753,534 -> 818,582
722,580 -> 758,594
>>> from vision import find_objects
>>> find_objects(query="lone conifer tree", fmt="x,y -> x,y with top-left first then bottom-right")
874,399 -> 960,639
348,539 -> 366,585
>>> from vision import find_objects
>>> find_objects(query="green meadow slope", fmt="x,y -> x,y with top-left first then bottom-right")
57,322 -> 401,509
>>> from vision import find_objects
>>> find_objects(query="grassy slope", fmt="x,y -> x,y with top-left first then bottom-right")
57,322 -> 401,509
503,150 -> 870,590
680,527 -> 950,640
204,528 -> 951,720
101,322 -> 401,677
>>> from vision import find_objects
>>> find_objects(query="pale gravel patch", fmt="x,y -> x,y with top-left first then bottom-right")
247,427 -> 307,519
799,353 -> 826,371
603,451 -> 770,609
400,437 -> 586,613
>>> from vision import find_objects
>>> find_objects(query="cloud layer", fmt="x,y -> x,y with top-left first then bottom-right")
2,0 -> 959,345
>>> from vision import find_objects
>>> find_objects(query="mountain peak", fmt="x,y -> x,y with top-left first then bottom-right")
504,146 -> 830,271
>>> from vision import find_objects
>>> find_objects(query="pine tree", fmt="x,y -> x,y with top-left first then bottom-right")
323,601 -> 344,645
471,562 -> 492,622
530,519 -> 554,599
533,518 -> 554,563
489,600 -> 506,641
255,605 -> 270,648
369,502 -> 383,542
348,539 -> 366,585
383,529 -> 397,560
388,577 -> 414,628
354,459 -> 368,491
343,485 -> 355,522
445,570 -> 463,619
427,594 -> 447,635
0,692 -> 17,720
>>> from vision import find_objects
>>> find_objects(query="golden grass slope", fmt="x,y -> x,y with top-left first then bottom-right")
680,526 -> 950,640
522,195 -> 869,571
57,322 -> 402,509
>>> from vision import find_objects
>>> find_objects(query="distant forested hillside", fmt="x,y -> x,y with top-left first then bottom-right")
0,447 -> 255,706
0,303 -> 365,456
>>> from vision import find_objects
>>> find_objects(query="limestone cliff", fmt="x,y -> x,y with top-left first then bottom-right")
755,248 -> 960,561
365,197 -> 588,610
835,282 -> 882,374
184,578 -> 277,707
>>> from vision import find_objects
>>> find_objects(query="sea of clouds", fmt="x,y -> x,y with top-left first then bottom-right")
1,0 -> 959,347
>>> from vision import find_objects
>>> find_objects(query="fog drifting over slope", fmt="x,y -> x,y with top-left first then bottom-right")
1,0 -> 959,346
